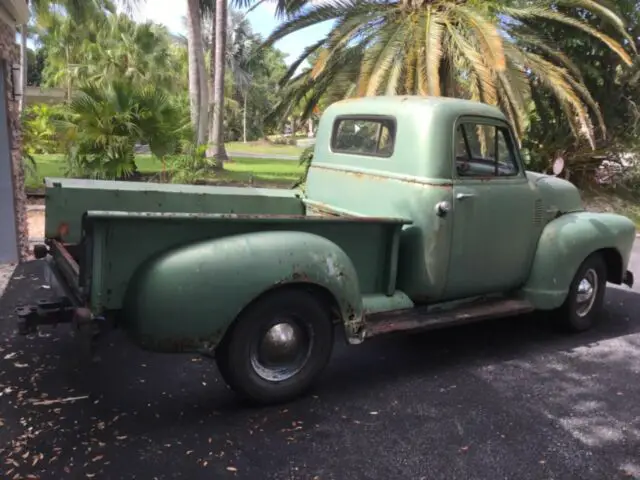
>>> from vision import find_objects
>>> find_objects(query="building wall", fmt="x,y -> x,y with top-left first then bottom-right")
0,18 -> 28,261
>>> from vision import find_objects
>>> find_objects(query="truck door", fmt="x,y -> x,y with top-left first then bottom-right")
443,117 -> 538,299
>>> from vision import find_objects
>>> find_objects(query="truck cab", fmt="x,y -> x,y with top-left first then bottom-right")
306,96 -> 633,308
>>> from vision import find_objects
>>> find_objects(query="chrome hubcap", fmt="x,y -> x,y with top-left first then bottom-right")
576,269 -> 598,317
250,319 -> 311,382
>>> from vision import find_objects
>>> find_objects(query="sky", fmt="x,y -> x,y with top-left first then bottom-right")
135,1 -> 333,67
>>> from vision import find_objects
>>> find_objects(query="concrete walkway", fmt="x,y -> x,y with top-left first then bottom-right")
0,263 -> 16,299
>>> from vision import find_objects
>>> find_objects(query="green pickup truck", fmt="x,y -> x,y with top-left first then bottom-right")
19,96 -> 636,405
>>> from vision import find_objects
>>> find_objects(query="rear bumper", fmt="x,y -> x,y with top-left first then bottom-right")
15,257 -> 92,335
623,270 -> 634,288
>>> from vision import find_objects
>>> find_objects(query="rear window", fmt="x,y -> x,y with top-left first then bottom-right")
331,116 -> 396,157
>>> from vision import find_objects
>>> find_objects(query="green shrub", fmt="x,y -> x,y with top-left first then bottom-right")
58,80 -> 188,180
168,143 -> 213,184
292,144 -> 314,189
22,103 -> 66,155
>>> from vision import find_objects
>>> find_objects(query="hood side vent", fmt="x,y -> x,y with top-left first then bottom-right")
534,199 -> 543,225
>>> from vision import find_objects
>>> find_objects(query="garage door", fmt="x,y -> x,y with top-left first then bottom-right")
0,62 -> 18,263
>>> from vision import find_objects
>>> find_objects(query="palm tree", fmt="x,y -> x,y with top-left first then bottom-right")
35,12 -> 87,100
187,0 -> 209,145
209,0 -> 229,166
199,0 -> 310,167
59,80 -> 186,179
20,0 -> 144,111
80,15 -> 181,91
264,0 -> 636,147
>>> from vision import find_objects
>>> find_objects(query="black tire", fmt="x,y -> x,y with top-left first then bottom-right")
554,253 -> 607,332
215,288 -> 334,405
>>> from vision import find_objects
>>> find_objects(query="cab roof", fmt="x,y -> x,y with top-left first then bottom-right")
323,95 -> 507,123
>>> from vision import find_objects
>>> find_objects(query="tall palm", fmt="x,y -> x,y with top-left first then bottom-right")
36,12 -> 89,100
208,0 -> 229,165
198,0 -> 310,167
265,0 -> 635,147
80,16 -> 181,91
187,0 -> 209,144
20,0 -> 143,111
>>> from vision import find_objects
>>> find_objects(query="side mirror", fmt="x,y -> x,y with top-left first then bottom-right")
553,157 -> 565,176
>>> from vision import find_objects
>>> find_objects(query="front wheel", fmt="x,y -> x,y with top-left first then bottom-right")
555,253 -> 607,332
216,288 -> 334,405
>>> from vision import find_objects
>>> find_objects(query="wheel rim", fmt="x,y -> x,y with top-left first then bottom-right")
250,317 -> 312,382
575,268 -> 598,317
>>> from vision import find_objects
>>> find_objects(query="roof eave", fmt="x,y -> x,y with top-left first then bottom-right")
0,0 -> 29,25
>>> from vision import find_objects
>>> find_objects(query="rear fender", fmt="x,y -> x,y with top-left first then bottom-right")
121,231 -> 363,353
522,211 -> 636,310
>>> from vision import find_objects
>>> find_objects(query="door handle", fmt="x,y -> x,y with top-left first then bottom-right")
435,201 -> 450,217
456,192 -> 475,201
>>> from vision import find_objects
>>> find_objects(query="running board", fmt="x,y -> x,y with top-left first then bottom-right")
364,298 -> 534,338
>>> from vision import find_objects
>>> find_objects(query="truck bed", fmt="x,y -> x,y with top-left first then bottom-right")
77,210 -> 409,313
42,178 -> 411,317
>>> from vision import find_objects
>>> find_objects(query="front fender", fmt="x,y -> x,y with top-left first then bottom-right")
522,211 -> 636,310
121,230 -> 363,352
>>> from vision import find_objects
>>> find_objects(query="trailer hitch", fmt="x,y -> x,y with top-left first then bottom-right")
16,300 -> 104,359
16,298 -> 76,335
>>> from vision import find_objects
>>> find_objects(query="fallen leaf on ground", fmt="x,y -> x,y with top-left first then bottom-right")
4,353 -> 17,360
227,466 -> 238,472
31,395 -> 89,406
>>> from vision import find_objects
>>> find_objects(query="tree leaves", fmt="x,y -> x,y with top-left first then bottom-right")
266,0 -> 635,148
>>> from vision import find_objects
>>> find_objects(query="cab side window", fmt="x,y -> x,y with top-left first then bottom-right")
455,122 -> 519,177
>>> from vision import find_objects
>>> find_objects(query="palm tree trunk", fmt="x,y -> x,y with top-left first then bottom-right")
208,5 -> 216,138
196,31 -> 209,144
209,0 -> 228,168
19,24 -> 27,112
243,91 -> 247,143
186,0 -> 208,145
65,46 -> 72,101
186,0 -> 201,142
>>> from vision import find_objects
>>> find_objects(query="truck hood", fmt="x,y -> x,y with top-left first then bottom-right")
526,171 -> 584,214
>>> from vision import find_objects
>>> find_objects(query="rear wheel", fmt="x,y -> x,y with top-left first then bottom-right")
216,288 -> 334,405
555,253 -> 607,332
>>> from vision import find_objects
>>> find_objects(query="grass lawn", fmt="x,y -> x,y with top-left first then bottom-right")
225,141 -> 305,156
26,154 -> 303,190
582,187 -> 640,229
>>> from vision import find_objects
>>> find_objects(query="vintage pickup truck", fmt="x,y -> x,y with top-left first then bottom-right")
19,96 -> 635,405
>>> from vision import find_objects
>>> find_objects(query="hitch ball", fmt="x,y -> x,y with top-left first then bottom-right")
33,244 -> 48,259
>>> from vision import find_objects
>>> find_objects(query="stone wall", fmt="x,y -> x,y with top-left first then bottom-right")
0,19 -> 28,261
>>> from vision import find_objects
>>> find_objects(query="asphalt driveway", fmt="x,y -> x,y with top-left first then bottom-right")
1,252 -> 640,479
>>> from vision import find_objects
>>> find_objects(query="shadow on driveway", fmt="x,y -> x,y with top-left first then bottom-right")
1,261 -> 639,479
